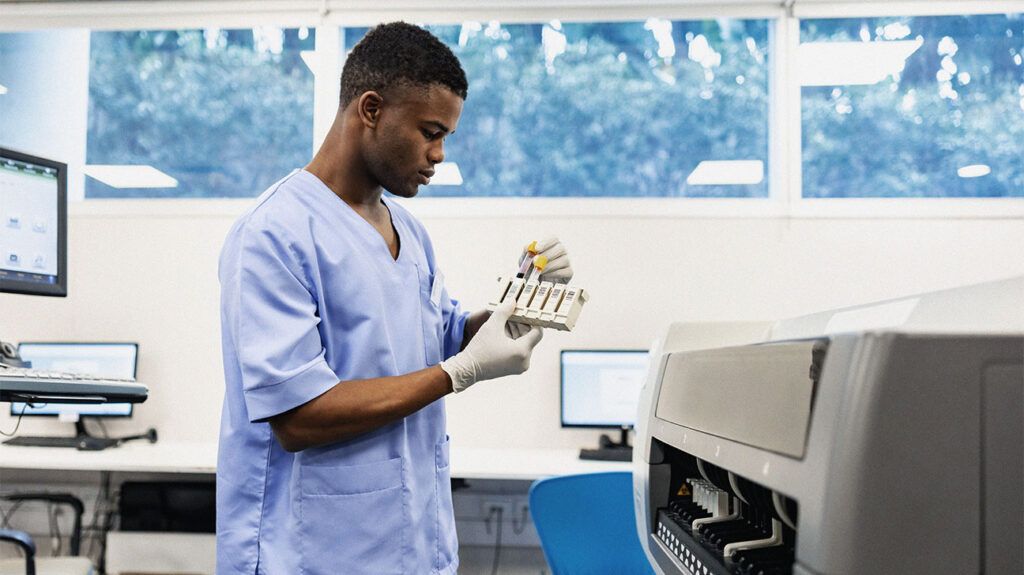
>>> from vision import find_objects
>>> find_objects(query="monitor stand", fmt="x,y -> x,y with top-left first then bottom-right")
71,420 -> 120,450
578,427 -> 633,462
2,419 -> 120,450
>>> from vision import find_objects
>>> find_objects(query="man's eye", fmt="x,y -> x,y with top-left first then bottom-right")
422,129 -> 441,140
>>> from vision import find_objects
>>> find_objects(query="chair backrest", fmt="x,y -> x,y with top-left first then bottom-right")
1,493 -> 84,556
529,471 -> 655,575
0,492 -> 93,575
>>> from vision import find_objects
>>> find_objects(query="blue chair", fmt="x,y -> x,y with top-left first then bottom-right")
529,471 -> 655,575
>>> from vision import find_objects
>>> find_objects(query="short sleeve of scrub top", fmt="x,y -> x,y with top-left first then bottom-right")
226,219 -> 339,422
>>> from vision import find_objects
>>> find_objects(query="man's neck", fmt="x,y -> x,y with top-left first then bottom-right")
305,120 -> 385,214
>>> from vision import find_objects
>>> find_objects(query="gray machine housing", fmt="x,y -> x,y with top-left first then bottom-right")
633,277 -> 1024,575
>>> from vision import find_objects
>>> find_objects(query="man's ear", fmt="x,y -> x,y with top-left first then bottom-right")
358,91 -> 384,129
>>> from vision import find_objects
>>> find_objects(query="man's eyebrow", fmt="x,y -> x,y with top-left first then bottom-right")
423,120 -> 452,134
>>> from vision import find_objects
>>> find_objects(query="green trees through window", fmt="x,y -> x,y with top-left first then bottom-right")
346,20 -> 771,198
801,14 -> 1024,198
2,12 -> 1021,200
87,20 -> 771,198
86,28 -> 315,198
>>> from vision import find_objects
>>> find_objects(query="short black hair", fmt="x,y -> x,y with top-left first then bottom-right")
340,22 -> 468,108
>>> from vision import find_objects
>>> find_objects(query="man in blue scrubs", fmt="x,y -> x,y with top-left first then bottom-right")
216,22 -> 571,574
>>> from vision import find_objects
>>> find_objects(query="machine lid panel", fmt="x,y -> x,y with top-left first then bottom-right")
654,340 -> 824,459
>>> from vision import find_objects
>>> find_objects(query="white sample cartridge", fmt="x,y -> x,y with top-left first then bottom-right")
524,281 -> 555,324
551,285 -> 589,330
516,279 -> 540,317
537,283 -> 567,326
506,277 -> 525,303
494,276 -> 513,303
488,276 -> 522,312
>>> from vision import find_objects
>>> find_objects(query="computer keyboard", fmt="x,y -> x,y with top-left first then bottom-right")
0,365 -> 148,404
579,447 -> 633,462
0,366 -> 136,383
3,435 -> 120,450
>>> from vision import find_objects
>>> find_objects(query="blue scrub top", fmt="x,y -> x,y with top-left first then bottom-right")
216,170 -> 468,575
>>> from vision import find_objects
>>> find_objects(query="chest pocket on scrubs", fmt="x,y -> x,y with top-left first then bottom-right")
417,264 -> 444,366
297,457 -> 407,575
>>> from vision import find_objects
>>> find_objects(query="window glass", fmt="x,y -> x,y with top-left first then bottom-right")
86,28 -> 315,198
343,19 -> 771,197
0,30 -> 90,197
801,14 -> 1024,198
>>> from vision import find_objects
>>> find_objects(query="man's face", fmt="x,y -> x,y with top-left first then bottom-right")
363,83 -> 463,198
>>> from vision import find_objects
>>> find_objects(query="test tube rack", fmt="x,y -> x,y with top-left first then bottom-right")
487,275 -> 590,331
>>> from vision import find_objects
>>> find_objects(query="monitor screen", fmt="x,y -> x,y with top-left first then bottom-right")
11,343 -> 138,417
0,147 -> 67,297
560,349 -> 650,428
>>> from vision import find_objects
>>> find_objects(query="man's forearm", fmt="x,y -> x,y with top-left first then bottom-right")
269,366 -> 453,452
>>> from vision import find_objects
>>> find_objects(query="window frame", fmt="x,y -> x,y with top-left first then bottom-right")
3,0 -> 1022,219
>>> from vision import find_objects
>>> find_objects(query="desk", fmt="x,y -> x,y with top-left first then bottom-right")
0,441 -> 218,475
450,446 -> 632,480
1,442 -> 627,572
0,442 -> 631,478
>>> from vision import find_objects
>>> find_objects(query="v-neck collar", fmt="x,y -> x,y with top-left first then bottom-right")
298,169 -> 406,263
380,197 -> 402,262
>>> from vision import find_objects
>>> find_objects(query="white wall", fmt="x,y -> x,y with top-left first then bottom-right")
2,209 -> 1023,447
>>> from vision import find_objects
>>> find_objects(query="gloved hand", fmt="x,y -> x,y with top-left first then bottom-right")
533,236 -> 573,284
441,297 -> 543,393
469,312 -> 532,339
505,320 -> 532,340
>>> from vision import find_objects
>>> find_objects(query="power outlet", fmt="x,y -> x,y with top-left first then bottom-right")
516,501 -> 530,522
481,498 -> 514,519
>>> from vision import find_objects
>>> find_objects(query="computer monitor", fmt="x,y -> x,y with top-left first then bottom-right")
0,147 -> 67,297
10,342 -> 139,419
561,349 -> 650,457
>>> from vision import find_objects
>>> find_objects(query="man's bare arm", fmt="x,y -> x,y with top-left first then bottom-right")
269,366 -> 452,452
271,301 -> 541,452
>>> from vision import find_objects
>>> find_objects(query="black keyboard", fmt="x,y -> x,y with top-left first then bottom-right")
579,447 -> 633,462
3,435 -> 120,450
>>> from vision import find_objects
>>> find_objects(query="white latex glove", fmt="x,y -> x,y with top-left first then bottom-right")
505,320 -> 531,340
441,297 -> 543,393
467,309 -> 528,340
533,236 -> 573,284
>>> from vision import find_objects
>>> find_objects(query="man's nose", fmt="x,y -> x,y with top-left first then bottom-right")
427,144 -> 444,165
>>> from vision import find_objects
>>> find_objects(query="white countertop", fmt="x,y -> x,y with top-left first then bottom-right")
0,441 -> 630,479
451,446 -> 632,480
0,441 -> 219,474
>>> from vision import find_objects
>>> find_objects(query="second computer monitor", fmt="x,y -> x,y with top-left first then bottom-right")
10,342 -> 138,418
0,147 -> 67,297
560,349 -> 650,428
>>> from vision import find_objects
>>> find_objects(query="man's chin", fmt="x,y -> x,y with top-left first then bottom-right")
382,183 -> 420,199
394,185 -> 420,199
